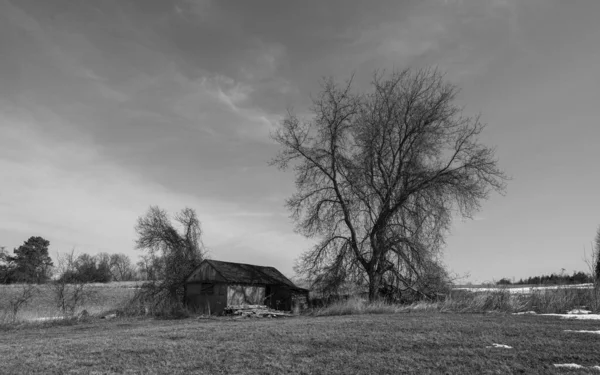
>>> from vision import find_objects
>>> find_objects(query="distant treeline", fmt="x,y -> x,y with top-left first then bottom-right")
1,236 -> 154,284
496,271 -> 592,286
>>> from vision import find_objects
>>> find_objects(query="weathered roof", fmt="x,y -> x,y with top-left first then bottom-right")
203,259 -> 306,290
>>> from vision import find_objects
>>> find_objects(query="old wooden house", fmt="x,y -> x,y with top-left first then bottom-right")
184,259 -> 309,315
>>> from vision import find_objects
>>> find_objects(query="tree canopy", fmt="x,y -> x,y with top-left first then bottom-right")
6,236 -> 54,284
271,68 -> 507,301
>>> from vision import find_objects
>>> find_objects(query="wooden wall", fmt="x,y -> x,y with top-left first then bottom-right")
226,284 -> 265,306
185,282 -> 227,314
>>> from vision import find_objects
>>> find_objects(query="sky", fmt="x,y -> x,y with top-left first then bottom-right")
1,0 -> 599,283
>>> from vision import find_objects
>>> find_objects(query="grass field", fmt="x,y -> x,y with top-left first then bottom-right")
1,312 -> 600,374
0,282 -> 139,321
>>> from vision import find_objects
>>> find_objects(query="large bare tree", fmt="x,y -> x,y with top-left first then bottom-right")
271,68 -> 507,301
135,206 -> 206,302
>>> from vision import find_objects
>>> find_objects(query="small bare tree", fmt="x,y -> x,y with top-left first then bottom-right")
594,226 -> 600,283
1,283 -> 37,323
50,250 -> 94,318
272,68 -> 507,301
583,226 -> 600,312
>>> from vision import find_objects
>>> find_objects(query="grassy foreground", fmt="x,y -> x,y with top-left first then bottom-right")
1,312 -> 600,374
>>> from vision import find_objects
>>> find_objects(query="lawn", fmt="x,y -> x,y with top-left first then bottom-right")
1,312 -> 599,374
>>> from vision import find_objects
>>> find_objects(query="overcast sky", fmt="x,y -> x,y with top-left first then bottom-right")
1,0 -> 599,283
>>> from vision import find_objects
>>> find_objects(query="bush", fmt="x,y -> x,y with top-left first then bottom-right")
120,282 -> 190,319
311,297 -> 406,316
0,284 -> 37,323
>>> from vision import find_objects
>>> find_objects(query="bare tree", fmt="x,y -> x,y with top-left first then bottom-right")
135,254 -> 160,281
134,206 -> 206,305
109,253 -> 135,282
1,283 -> 37,323
271,68 -> 507,301
51,250 -> 94,317
595,226 -> 600,282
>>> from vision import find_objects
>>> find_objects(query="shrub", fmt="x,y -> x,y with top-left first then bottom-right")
0,284 -> 37,323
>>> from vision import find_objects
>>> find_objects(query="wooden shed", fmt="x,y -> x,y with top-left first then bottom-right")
184,259 -> 309,315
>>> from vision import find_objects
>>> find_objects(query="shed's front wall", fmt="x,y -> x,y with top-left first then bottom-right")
185,282 -> 227,315
227,284 -> 265,306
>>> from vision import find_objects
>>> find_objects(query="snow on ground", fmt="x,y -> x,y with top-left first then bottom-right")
31,317 -> 64,322
486,343 -> 512,349
554,363 -> 584,369
513,310 -> 600,320
455,284 -> 594,294
540,314 -> 600,320
554,364 -> 600,371
567,309 -> 592,315
564,330 -> 600,334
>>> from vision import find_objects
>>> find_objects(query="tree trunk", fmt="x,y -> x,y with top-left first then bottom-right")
368,270 -> 382,302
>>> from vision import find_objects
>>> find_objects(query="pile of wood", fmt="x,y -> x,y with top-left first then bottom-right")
224,304 -> 291,318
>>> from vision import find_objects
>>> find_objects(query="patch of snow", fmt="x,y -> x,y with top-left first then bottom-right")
540,314 -> 600,320
455,284 -> 594,294
30,316 -> 65,322
564,330 -> 600,334
513,311 -> 600,319
554,364 -> 600,371
554,364 -> 584,369
486,343 -> 512,349
567,309 -> 591,315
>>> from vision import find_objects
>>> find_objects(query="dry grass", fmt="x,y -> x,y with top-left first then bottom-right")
441,287 -> 600,314
1,312 -> 600,374
311,297 -> 407,316
307,286 -> 600,318
0,282 -> 138,322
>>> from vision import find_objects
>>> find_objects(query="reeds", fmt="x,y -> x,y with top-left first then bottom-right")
307,286 -> 600,316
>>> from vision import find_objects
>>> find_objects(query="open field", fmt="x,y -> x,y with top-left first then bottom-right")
453,284 -> 595,294
1,312 -> 600,374
0,282 -> 140,321
3,282 -> 599,322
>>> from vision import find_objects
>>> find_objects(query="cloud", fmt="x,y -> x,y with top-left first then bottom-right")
0,110 -> 302,272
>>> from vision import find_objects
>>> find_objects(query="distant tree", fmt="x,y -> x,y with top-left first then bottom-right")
595,226 -> 600,282
109,253 -> 135,281
11,237 -> 53,283
0,246 -> 16,284
271,68 -> 507,301
496,278 -> 512,286
58,253 -> 111,283
135,255 -> 152,281
75,254 -> 99,282
134,206 -> 206,303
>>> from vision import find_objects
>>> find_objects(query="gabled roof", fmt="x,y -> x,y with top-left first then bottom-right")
203,259 -> 306,290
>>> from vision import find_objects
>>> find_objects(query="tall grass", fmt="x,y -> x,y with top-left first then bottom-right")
311,297 -> 408,316
309,286 -> 600,316
441,287 -> 600,314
